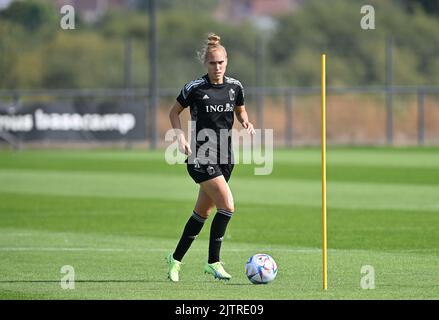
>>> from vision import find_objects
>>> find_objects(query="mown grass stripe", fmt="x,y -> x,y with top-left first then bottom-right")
1,170 -> 438,211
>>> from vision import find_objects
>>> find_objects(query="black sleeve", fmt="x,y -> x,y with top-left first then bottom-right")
236,84 -> 245,107
176,86 -> 191,108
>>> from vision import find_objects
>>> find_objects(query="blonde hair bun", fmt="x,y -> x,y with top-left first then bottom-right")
197,33 -> 227,64
207,34 -> 221,46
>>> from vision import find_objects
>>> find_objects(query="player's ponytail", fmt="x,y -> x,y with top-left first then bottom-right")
197,33 -> 227,64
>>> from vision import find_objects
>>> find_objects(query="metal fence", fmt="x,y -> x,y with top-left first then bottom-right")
1,85 -> 439,149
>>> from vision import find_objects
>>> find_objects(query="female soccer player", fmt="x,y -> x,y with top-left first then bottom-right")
167,33 -> 255,282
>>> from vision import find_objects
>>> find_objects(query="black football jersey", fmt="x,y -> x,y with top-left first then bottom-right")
177,74 -> 245,164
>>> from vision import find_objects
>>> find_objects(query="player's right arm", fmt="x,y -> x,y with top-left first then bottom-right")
169,101 -> 192,155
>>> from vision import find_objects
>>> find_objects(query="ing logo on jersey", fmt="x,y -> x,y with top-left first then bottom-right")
205,103 -> 234,113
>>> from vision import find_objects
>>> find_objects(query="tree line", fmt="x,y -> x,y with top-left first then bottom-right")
0,0 -> 438,90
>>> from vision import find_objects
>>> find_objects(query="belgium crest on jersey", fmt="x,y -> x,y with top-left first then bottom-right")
229,88 -> 235,101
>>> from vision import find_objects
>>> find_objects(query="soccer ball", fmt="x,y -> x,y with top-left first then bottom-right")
245,253 -> 278,284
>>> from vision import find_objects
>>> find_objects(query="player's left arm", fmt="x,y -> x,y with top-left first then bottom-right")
235,105 -> 256,135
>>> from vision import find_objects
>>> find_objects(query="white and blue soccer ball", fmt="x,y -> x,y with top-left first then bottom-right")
245,253 -> 278,284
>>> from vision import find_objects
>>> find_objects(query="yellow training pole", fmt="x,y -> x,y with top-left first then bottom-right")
321,54 -> 328,291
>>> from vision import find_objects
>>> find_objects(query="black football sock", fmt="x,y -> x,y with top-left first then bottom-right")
173,211 -> 206,262
208,209 -> 233,264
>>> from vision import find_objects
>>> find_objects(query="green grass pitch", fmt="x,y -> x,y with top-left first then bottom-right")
0,147 -> 438,299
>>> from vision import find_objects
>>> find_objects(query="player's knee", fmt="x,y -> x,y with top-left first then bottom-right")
200,210 -> 211,219
221,204 -> 234,214
195,207 -> 212,218
227,199 -> 235,213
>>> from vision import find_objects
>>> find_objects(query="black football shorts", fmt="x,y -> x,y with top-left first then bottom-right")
186,160 -> 234,184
